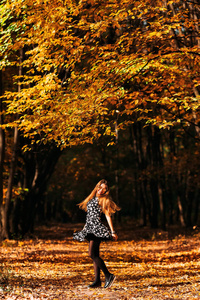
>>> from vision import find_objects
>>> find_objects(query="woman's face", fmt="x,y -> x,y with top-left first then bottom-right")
96,183 -> 108,196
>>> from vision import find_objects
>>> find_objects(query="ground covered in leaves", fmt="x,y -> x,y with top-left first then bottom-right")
0,223 -> 200,299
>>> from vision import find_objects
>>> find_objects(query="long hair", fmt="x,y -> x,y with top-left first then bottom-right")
78,179 -> 121,215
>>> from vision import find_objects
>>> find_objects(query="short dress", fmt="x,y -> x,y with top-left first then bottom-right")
73,197 -> 112,242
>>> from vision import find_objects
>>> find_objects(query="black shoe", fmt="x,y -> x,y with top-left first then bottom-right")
88,281 -> 101,288
104,274 -> 115,289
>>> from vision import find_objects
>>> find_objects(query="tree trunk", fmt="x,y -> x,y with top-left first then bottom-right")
193,188 -> 199,225
158,182 -> 166,230
115,117 -> 120,222
1,50 -> 22,239
20,144 -> 62,235
177,195 -> 186,227
131,123 -> 148,226
148,126 -> 160,228
168,129 -> 176,225
186,190 -> 194,227
2,126 -> 19,239
0,70 -> 5,237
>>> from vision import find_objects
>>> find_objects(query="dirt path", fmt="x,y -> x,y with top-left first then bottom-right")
0,224 -> 200,299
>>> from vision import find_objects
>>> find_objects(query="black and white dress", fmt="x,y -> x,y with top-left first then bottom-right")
73,197 -> 112,242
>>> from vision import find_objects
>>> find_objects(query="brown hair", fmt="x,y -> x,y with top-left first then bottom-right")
78,179 -> 121,215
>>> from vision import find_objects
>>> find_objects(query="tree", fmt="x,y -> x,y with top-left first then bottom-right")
1,0 -> 198,143
0,0 -> 199,235
0,6 -> 62,238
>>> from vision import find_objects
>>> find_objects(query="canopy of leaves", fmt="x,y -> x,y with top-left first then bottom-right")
1,0 -> 200,147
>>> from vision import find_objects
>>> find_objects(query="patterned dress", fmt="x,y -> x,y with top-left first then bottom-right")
73,197 -> 112,242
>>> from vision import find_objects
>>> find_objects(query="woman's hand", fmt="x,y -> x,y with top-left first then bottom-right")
111,232 -> 118,241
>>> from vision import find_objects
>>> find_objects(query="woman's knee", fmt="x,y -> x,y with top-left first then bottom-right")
89,251 -> 96,260
89,247 -> 98,260
89,240 -> 100,259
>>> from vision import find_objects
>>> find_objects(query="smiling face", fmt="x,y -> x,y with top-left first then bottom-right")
96,183 -> 108,197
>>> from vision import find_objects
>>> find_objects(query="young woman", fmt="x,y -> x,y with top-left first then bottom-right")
73,179 -> 120,289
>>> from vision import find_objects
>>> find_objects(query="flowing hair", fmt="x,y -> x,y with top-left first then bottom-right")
78,179 -> 121,215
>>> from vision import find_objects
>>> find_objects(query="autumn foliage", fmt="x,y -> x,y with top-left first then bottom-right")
0,1 -> 200,238
1,0 -> 200,145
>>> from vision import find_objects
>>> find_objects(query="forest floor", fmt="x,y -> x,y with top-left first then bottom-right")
0,223 -> 200,300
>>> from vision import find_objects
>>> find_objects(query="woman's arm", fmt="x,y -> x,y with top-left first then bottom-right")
105,213 -> 118,241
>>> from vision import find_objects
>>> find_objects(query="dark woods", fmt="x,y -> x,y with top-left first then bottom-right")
0,118 -> 200,239
46,123 -> 200,231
